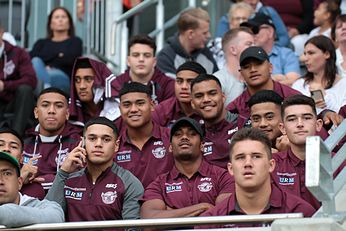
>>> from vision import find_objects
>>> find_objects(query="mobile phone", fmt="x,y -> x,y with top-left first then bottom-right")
81,137 -> 85,148
310,90 -> 324,102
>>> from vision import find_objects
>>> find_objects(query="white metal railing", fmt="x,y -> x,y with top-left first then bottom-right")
306,119 -> 346,221
0,214 -> 302,230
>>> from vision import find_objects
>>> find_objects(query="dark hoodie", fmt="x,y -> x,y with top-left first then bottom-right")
156,34 -> 218,78
23,122 -> 81,191
69,57 -> 115,126
105,68 -> 175,105
0,40 -> 37,102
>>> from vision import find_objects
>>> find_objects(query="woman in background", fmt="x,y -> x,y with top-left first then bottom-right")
292,35 -> 346,114
30,7 -> 82,94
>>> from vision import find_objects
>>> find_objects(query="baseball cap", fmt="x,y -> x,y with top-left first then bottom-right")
170,117 -> 204,141
240,12 -> 275,34
0,151 -> 20,176
239,46 -> 269,66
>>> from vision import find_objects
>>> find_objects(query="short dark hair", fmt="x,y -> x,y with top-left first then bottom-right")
74,58 -> 92,69
84,117 -> 118,138
47,7 -> 75,38
229,128 -> 272,160
0,127 -> 23,151
119,82 -> 151,99
248,90 -> 283,108
281,94 -> 317,119
37,87 -> 69,104
128,34 -> 156,55
176,61 -> 207,75
190,74 -> 222,91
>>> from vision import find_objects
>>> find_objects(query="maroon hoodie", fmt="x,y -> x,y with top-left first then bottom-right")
0,40 -> 37,102
104,68 -> 175,104
23,122 -> 81,190
69,57 -> 114,126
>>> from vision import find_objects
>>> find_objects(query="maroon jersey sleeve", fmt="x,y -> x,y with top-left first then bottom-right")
141,175 -> 165,202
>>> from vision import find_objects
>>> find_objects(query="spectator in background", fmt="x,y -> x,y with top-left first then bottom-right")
292,36 -> 346,115
0,127 -> 45,199
0,151 -> 64,228
197,128 -> 315,229
262,0 -> 314,55
209,2 -> 253,68
309,0 -> 340,40
23,88 -> 81,192
213,27 -> 254,105
69,57 -> 116,126
141,117 -> 233,219
293,0 -> 341,56
152,61 -> 206,128
157,8 -> 218,77
116,82 -> 174,188
46,117 -> 143,222
217,0 -> 289,47
262,0 -> 314,38
105,34 -> 175,124
0,21 -> 37,137
241,13 -> 301,86
332,14 -> 346,78
30,7 -> 82,94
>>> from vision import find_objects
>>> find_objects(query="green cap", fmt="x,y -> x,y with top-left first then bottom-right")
0,151 -> 20,176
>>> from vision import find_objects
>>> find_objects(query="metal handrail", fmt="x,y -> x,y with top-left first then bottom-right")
0,213 -> 303,230
306,119 -> 346,218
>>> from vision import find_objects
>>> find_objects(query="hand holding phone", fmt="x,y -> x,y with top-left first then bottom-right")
310,90 -> 324,102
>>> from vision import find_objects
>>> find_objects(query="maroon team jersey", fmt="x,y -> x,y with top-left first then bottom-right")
152,97 -> 203,128
115,123 -> 174,188
203,119 -> 238,169
226,80 -> 300,127
106,68 -> 175,105
197,182 -> 316,229
272,148 -> 321,209
141,159 -> 234,208
62,163 -> 143,222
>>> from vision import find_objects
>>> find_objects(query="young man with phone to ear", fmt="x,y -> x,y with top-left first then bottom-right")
46,117 -> 144,223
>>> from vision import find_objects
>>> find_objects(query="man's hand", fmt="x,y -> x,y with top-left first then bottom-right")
21,155 -> 43,184
60,140 -> 87,173
189,203 -> 214,217
323,111 -> 344,127
275,135 -> 290,152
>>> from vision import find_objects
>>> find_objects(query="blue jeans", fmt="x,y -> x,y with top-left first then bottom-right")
31,57 -> 70,94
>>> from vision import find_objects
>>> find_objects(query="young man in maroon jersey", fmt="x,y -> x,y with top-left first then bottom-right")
23,88 -> 81,192
46,117 -> 143,222
197,128 -> 315,229
0,127 -> 45,199
191,74 -> 238,168
116,82 -> 173,188
226,46 -> 300,128
152,61 -> 206,128
273,94 -> 323,209
141,117 -> 233,219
